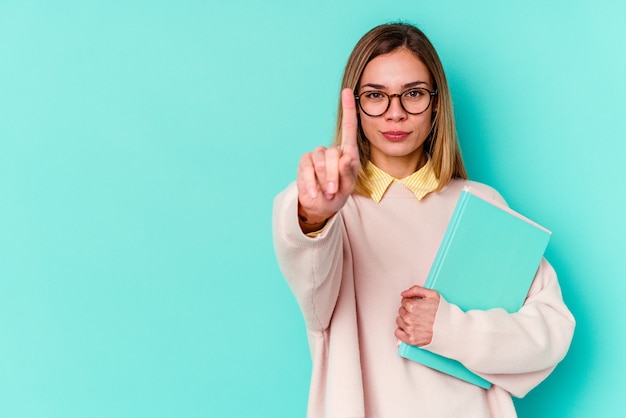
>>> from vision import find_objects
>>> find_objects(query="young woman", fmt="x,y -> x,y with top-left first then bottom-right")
272,23 -> 574,418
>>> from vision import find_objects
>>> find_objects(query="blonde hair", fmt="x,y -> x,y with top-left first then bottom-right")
333,23 -> 467,193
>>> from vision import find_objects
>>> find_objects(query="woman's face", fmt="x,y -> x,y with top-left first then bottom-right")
357,47 -> 435,178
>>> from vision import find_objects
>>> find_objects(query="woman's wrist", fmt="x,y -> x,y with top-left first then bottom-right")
297,206 -> 331,233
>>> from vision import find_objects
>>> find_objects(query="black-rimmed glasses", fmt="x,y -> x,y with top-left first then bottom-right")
355,88 -> 437,117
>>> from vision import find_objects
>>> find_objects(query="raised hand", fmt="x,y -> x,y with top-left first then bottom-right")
296,88 -> 360,232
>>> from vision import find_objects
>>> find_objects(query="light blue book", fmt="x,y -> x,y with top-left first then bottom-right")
397,186 -> 552,389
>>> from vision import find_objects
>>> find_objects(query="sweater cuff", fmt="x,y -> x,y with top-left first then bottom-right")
420,295 -> 471,358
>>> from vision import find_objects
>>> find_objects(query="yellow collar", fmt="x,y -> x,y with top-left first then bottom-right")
363,160 -> 439,203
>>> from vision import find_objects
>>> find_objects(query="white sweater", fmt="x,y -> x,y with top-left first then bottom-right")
272,179 -> 575,418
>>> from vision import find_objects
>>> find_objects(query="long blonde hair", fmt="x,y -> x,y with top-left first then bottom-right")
333,23 -> 467,193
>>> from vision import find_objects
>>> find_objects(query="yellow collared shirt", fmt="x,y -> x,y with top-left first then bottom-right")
362,160 -> 439,203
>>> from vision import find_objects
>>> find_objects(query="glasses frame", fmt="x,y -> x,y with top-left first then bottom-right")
354,88 -> 438,117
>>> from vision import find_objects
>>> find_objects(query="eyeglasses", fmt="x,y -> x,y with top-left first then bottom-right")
355,88 -> 437,117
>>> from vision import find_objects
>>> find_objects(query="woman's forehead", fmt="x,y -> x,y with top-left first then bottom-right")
361,48 -> 432,88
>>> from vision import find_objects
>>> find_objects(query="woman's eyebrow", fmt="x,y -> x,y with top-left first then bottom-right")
360,81 -> 429,90
403,81 -> 429,88
361,83 -> 386,90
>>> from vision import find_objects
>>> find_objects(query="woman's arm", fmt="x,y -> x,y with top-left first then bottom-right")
272,89 -> 360,332
421,259 -> 575,397
272,183 -> 345,332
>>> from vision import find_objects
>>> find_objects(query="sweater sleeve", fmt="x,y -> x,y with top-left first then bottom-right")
271,182 -> 345,333
421,258 -> 575,398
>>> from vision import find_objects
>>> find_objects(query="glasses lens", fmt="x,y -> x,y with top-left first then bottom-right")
359,91 -> 389,116
400,88 -> 432,114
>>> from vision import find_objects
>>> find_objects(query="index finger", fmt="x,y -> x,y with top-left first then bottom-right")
340,88 -> 358,157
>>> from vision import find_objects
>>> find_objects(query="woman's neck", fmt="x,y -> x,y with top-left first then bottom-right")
371,151 -> 427,178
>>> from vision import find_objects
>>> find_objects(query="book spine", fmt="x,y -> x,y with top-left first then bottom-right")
397,343 -> 492,389
424,191 -> 470,289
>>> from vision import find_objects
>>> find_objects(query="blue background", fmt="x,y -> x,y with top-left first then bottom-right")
1,1 -> 624,416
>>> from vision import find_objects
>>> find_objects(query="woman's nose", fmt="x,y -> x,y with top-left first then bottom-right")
385,95 -> 408,121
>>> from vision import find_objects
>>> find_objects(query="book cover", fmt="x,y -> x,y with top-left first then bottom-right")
397,186 -> 552,389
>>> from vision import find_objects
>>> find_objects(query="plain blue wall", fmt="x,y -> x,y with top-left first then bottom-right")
1,1 -> 624,416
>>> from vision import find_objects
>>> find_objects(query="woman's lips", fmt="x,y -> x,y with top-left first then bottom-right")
382,131 -> 410,141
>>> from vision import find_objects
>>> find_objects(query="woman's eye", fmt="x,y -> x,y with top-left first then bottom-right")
404,89 -> 424,98
364,91 -> 385,100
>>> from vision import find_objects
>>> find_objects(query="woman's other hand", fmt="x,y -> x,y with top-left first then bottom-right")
395,286 -> 440,347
